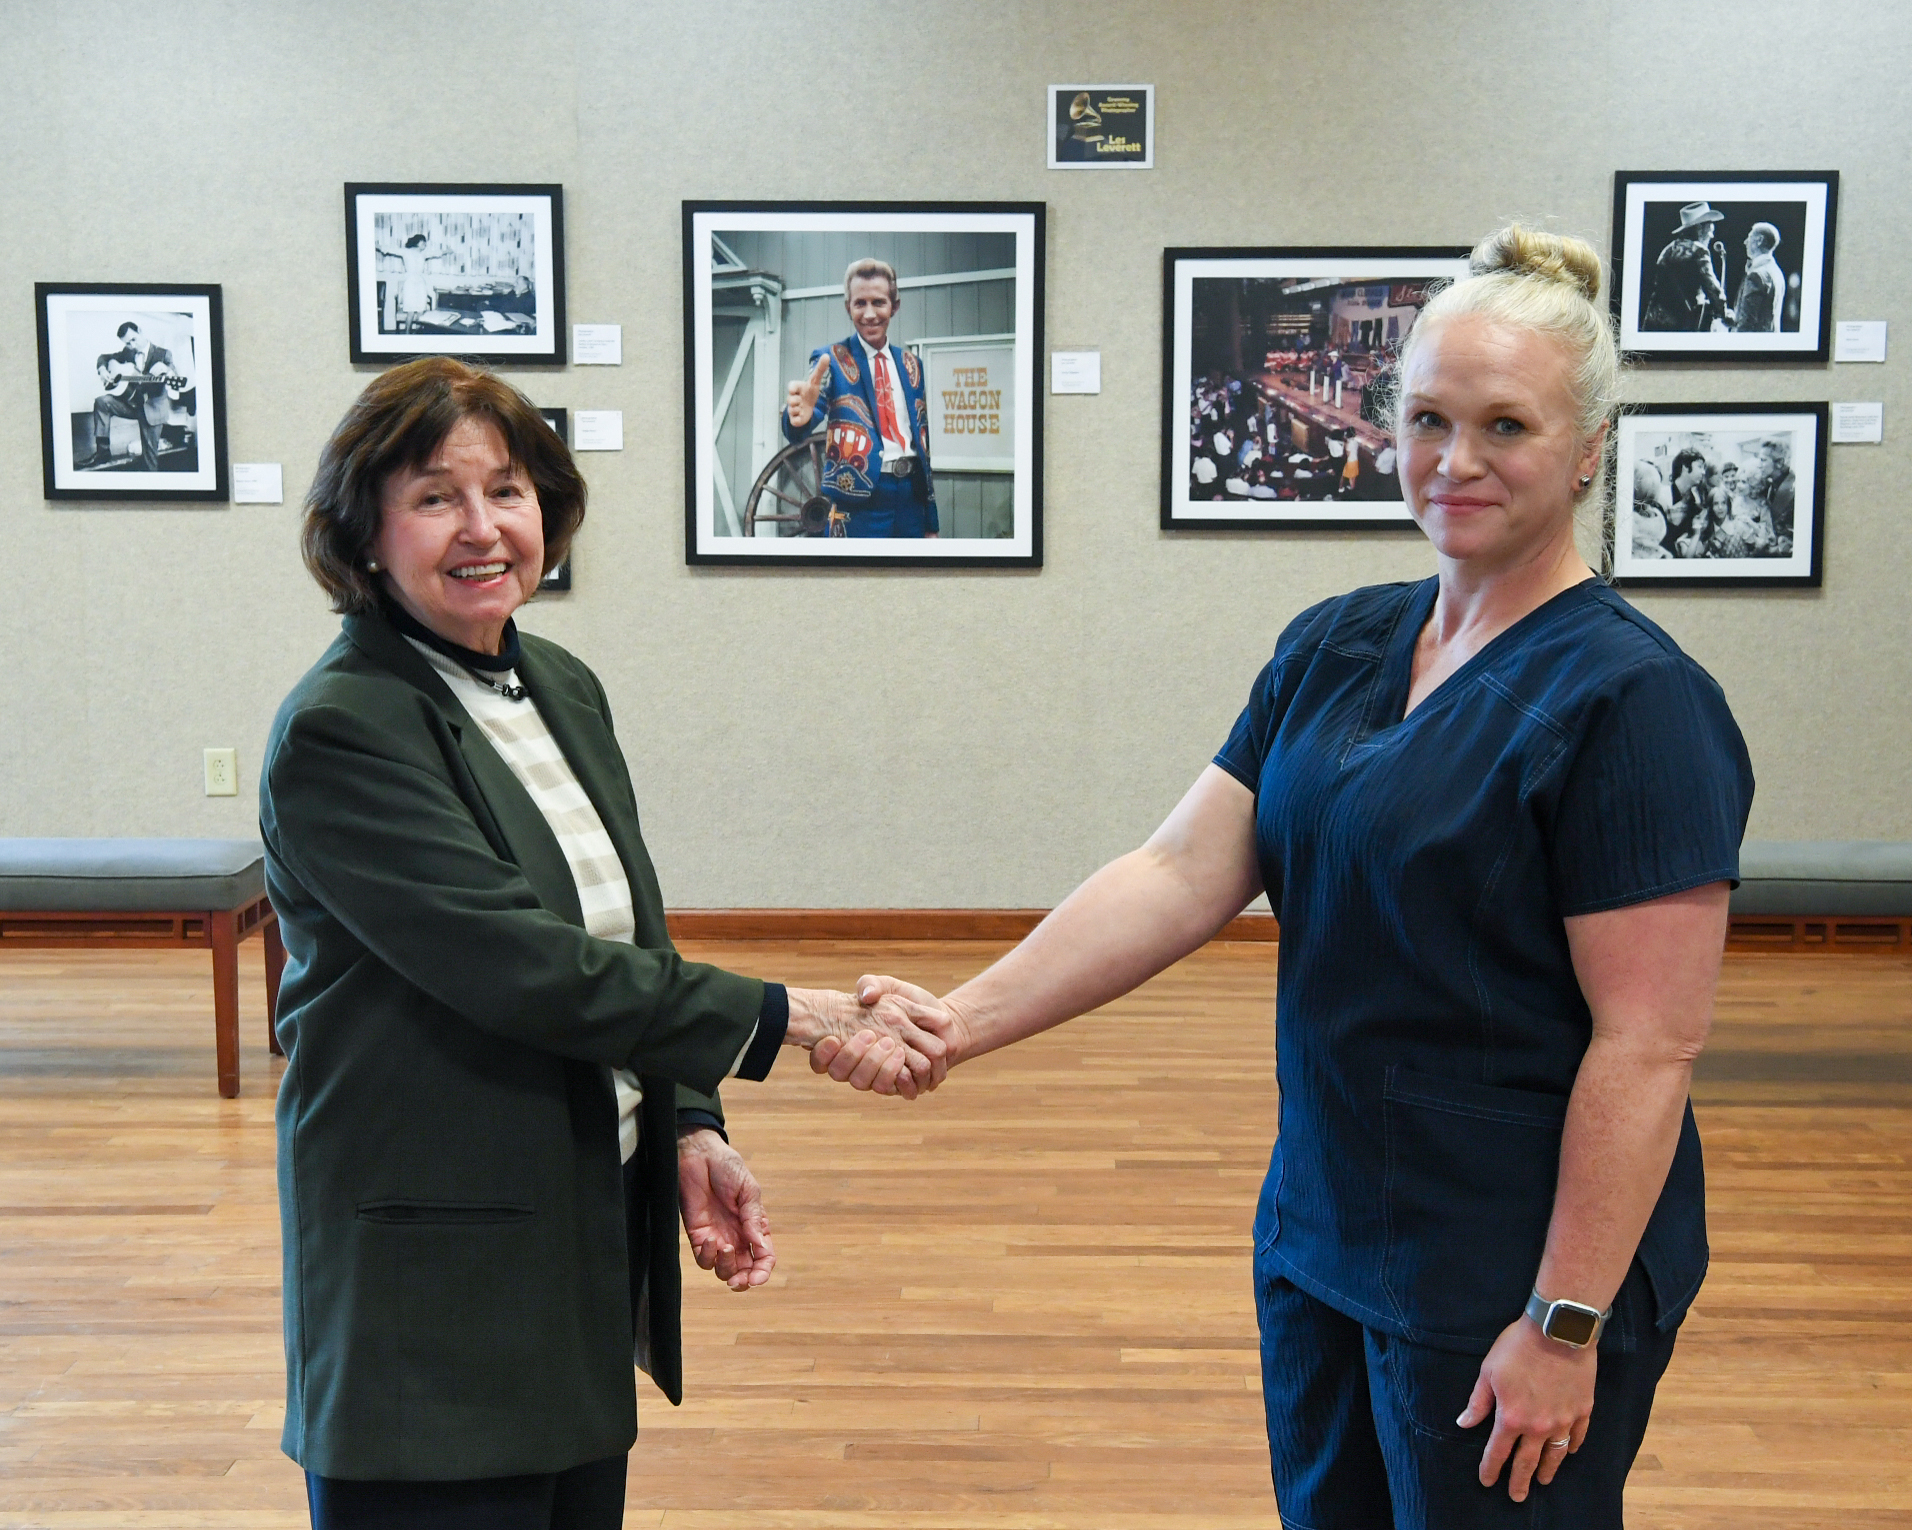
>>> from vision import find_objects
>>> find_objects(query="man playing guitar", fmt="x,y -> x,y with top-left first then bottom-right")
79,320 -> 191,472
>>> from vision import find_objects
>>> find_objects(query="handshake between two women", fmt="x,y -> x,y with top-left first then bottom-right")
783,977 -> 960,1099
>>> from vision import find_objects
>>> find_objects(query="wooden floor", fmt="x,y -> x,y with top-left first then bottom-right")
0,942 -> 1906,1528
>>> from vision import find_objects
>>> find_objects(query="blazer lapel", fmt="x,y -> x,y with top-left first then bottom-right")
340,612 -> 583,927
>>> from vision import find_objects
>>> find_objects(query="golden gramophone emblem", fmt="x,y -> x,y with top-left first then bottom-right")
1068,91 -> 1104,144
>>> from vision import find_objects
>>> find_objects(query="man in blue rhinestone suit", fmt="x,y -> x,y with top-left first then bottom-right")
780,258 -> 939,538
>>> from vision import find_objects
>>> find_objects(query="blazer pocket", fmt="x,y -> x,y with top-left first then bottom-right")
356,1200 -> 535,1225
1379,1067 -> 1568,1344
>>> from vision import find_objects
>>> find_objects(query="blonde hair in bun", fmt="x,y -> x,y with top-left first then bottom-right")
1393,223 -> 1623,505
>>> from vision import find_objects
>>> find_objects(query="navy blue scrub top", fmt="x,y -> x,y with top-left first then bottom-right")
1215,577 -> 1753,1354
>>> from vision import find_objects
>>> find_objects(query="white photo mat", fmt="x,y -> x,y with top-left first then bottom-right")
684,204 -> 1043,565
348,188 -> 561,361
38,287 -> 225,499
1614,176 -> 1834,359
1611,406 -> 1825,587
1163,250 -> 1468,530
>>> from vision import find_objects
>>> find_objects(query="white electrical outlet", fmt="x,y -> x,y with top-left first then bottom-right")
204,747 -> 239,797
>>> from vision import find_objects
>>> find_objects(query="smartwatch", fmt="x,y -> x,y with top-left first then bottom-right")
1524,1288 -> 1610,1349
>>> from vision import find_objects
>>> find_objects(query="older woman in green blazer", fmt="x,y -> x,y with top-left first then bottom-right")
263,358 -> 942,1530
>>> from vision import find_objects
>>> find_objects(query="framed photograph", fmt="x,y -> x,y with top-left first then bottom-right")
1611,172 -> 1838,363
1611,403 -> 1826,588
1048,85 -> 1152,169
345,183 -> 566,364
36,283 -> 228,502
1162,247 -> 1468,530
682,200 -> 1044,567
536,407 -> 572,591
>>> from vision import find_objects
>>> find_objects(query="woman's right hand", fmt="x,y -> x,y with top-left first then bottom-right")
785,356 -> 830,429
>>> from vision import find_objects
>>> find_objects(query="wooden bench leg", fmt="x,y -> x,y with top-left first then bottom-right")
263,911 -> 286,1058
209,908 -> 240,1098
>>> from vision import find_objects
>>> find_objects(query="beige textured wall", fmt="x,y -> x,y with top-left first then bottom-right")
4,1 -> 1907,906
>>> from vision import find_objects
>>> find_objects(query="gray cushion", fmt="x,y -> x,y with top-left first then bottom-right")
0,838 -> 266,912
1731,840 -> 1912,917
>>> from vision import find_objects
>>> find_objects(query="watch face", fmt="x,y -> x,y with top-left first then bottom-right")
1546,1303 -> 1600,1347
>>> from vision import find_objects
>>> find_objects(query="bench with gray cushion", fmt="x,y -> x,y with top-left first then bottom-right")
1730,841 -> 1912,951
0,839 -> 284,1096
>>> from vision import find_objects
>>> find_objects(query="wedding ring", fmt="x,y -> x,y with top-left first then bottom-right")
1544,1437 -> 1571,1450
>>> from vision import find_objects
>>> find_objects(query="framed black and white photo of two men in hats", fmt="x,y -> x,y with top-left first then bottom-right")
1610,171 -> 1838,363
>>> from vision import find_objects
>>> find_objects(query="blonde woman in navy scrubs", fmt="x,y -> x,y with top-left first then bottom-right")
831,227 -> 1754,1526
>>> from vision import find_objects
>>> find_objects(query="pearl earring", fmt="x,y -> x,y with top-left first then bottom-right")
366,559 -> 381,572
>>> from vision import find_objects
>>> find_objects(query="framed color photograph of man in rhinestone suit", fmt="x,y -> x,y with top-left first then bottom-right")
683,201 -> 1044,567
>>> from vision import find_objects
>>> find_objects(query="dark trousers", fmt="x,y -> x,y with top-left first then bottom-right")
1255,1261 -> 1676,1529
306,1453 -> 627,1530
91,392 -> 163,471
839,470 -> 936,538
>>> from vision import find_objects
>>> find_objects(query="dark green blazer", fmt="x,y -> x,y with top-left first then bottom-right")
260,610 -> 765,1480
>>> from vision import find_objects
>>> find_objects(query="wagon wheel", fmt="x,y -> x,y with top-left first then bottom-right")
743,436 -> 844,538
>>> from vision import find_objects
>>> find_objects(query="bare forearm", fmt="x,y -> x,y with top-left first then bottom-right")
1533,1038 -> 1693,1309
1541,882 -> 1729,1310
947,845 -> 1245,1060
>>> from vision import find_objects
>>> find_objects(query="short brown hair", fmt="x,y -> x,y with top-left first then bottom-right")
301,357 -> 586,615
843,257 -> 899,304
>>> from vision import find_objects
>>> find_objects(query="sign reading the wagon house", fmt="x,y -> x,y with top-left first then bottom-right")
925,342 -> 1015,472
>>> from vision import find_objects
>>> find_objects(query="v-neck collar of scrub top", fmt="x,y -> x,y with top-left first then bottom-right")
1375,575 -> 1604,737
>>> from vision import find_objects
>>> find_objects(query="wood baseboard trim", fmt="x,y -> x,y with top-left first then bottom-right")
665,909 -> 1909,954
665,909 -> 1283,942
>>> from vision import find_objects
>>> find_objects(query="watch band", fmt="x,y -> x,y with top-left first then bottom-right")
1525,1288 -> 1611,1349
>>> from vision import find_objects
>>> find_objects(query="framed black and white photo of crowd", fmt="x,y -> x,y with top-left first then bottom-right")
345,183 -> 566,365
1047,85 -> 1153,169
1610,172 -> 1838,364
1161,247 -> 1469,531
536,406 -> 572,591
681,200 -> 1045,568
1610,403 -> 1827,588
36,282 -> 229,502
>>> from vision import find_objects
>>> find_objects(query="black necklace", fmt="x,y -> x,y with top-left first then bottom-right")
382,595 -> 530,700
463,668 -> 528,702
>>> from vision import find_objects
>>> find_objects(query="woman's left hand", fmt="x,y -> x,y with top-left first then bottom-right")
1457,1315 -> 1596,1502
677,1128 -> 776,1290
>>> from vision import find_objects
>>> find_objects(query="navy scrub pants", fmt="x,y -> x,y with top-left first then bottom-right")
1255,1259 -> 1677,1529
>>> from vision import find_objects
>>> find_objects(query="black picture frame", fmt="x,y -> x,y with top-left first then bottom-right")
1610,171 -> 1838,364
1609,402 -> 1827,588
36,282 -> 230,502
345,182 -> 566,365
537,407 -> 572,591
1161,246 -> 1469,531
681,200 -> 1045,568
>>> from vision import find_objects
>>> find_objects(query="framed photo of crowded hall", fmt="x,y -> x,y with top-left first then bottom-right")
1610,172 -> 1838,364
344,183 -> 566,364
682,201 -> 1045,567
1162,247 -> 1469,531
1610,403 -> 1827,588
35,282 -> 230,502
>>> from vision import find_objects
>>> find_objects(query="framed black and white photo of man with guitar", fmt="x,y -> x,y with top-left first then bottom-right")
36,283 -> 229,501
